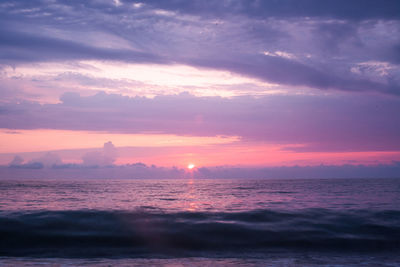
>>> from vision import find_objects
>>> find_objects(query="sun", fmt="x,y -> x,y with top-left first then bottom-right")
187,163 -> 195,169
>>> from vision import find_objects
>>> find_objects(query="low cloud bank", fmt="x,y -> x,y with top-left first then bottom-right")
3,162 -> 400,179
8,152 -> 62,169
8,141 -> 117,169
5,139 -> 400,179
194,163 -> 400,179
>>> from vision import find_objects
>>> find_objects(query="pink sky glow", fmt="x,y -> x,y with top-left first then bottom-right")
1,1 -> 400,173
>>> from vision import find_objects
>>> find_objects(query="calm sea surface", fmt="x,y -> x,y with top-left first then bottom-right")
1,178 -> 400,266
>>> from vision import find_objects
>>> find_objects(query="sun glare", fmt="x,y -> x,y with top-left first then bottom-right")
187,163 -> 195,169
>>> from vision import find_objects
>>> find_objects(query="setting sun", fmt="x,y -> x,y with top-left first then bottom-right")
187,163 -> 195,169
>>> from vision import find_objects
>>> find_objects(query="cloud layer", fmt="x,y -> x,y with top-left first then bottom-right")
0,0 -> 399,95
1,1 -> 400,170
1,92 -> 399,152
2,161 -> 400,179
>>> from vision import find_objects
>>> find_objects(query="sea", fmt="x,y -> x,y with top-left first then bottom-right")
0,178 -> 399,266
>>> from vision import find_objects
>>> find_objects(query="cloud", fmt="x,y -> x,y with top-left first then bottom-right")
193,162 -> 400,179
1,91 -> 400,152
35,152 -> 63,167
6,143 -> 116,169
9,155 -> 24,166
8,152 -> 62,169
0,0 -> 399,94
142,0 -> 400,20
0,29 -> 167,65
82,141 -> 118,166
1,1 -> 399,172
8,161 -> 44,169
50,162 -> 187,179
2,161 -> 400,179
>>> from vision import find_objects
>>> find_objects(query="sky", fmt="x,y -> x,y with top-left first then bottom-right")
1,0 -> 400,177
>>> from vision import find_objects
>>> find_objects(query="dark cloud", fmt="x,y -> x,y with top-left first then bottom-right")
312,21 -> 362,54
383,43 -> 400,64
0,0 -> 399,94
3,0 -> 399,20
141,0 -> 400,20
189,55 -> 400,95
1,92 -> 399,152
0,29 -> 167,65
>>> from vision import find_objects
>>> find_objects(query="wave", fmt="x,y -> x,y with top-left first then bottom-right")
1,209 -> 399,257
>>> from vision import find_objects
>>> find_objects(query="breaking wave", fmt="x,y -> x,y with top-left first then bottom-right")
1,209 -> 399,257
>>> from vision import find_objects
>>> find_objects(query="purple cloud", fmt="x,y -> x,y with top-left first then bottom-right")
2,161 -> 400,179
8,152 -> 62,169
82,141 -> 118,166
1,91 -> 399,152
143,0 -> 400,20
9,155 -> 24,167
0,0 -> 399,94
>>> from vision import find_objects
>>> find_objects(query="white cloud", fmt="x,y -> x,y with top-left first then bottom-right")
354,61 -> 394,76
263,50 -> 297,60
132,3 -> 144,9
113,0 -> 122,7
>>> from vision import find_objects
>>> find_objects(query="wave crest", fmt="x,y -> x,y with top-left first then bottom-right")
1,209 -> 400,257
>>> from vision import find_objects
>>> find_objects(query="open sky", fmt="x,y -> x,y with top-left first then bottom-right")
1,0 -> 400,171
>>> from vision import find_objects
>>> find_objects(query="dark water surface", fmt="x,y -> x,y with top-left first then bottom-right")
1,178 -> 400,266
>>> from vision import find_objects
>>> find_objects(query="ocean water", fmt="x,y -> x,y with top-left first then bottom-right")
0,178 -> 400,266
